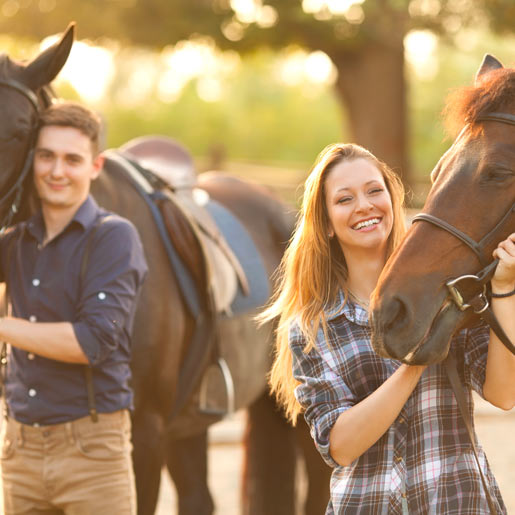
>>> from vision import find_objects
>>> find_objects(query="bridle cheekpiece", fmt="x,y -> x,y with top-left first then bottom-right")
0,78 -> 40,230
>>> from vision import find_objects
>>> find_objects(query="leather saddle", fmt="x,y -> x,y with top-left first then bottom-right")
118,135 -> 249,315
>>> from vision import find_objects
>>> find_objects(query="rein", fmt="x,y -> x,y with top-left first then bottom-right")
0,78 -> 40,231
412,111 -> 515,356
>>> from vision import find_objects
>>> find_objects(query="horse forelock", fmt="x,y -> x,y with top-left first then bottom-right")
442,66 -> 515,138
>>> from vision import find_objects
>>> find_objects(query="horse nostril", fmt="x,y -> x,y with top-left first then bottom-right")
383,296 -> 409,333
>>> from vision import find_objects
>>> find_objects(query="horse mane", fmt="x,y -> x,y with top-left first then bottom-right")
442,66 -> 515,138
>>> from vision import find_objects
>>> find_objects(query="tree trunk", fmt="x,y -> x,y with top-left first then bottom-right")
331,39 -> 410,188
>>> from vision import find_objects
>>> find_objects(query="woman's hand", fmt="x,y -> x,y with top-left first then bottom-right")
492,233 -> 515,294
484,232 -> 515,410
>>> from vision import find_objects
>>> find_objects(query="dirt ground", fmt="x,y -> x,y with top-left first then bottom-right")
158,402 -> 515,514
0,406 -> 511,513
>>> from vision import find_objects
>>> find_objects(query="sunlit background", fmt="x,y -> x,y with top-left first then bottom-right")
44,26 -> 439,106
1,0 -> 514,203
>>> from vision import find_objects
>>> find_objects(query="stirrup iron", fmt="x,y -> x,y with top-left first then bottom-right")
198,357 -> 235,416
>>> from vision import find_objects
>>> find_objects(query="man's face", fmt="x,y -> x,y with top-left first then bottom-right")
33,125 -> 102,213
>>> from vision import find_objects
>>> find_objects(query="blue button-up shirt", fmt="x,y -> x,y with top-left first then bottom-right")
0,196 -> 148,425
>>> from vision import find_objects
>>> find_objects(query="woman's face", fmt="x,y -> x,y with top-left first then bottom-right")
324,157 -> 393,258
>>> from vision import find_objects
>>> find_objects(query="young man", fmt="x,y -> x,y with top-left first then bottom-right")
0,102 -> 148,514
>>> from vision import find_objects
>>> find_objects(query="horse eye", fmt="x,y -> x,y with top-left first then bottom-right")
12,130 -> 31,142
0,132 -> 24,145
483,167 -> 514,183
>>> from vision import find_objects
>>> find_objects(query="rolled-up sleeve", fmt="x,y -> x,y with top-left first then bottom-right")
72,218 -> 147,366
289,322 -> 355,468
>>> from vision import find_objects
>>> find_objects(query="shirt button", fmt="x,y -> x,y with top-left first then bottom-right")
395,455 -> 403,463
98,292 -> 106,300
28,388 -> 37,397
29,315 -> 37,323
27,353 -> 35,360
32,279 -> 40,287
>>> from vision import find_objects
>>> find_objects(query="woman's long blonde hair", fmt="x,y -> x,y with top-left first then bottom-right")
259,143 -> 406,424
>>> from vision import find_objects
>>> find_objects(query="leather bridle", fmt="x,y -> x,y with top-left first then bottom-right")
412,111 -> 515,355
0,78 -> 40,230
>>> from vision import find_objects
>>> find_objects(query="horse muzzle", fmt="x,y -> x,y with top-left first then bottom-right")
370,291 -> 466,365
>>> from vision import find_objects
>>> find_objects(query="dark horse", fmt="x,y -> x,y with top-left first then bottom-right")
0,25 -> 330,514
370,54 -> 515,365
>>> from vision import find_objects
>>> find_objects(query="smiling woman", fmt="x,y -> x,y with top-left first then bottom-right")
259,137 -> 515,514
324,157 -> 394,268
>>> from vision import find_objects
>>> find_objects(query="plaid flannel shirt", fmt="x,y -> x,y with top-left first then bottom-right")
290,291 -> 506,514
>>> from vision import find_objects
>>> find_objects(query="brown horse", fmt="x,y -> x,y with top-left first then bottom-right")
370,54 -> 515,365
0,25 -> 330,514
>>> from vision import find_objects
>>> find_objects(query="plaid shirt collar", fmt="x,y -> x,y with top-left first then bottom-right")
325,289 -> 369,327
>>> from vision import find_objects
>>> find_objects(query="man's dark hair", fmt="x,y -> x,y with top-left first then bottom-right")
39,102 -> 102,156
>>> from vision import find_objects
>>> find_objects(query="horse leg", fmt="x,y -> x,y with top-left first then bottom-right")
295,420 -> 331,515
166,430 -> 214,515
132,408 -> 166,515
242,391 -> 297,515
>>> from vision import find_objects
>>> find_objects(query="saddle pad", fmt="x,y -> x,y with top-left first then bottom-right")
205,200 -> 270,316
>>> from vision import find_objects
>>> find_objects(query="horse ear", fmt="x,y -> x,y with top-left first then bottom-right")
475,54 -> 504,84
21,22 -> 75,90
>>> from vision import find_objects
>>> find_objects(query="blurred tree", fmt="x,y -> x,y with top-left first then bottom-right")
1,0 -> 514,186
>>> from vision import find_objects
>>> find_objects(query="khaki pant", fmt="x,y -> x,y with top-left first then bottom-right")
0,410 -> 136,515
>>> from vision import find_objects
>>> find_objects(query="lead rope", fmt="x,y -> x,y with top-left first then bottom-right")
444,353 -> 499,514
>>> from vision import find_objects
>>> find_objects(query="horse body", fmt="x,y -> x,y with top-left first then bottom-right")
93,156 -> 289,513
370,55 -> 515,364
0,25 -> 330,515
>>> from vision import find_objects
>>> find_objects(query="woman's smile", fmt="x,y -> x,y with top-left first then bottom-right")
351,216 -> 382,231
324,157 -> 393,257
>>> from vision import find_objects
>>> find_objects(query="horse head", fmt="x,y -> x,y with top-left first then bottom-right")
0,24 -> 74,226
370,54 -> 515,365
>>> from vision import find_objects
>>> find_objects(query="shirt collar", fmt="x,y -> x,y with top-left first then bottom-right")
26,195 -> 100,242
72,195 -> 100,229
325,289 -> 369,327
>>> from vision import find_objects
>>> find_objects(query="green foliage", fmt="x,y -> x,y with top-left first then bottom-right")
96,51 -> 343,168
44,28 -> 512,202
1,1 -> 514,55
2,2 -> 513,203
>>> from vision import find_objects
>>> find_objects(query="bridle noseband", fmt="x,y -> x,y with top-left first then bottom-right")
412,112 -> 515,354
0,78 -> 40,230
